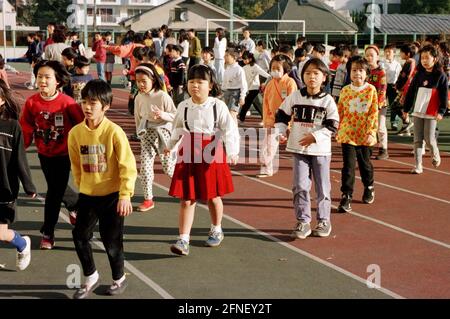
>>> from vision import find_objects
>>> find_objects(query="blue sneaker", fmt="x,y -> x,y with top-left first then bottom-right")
170,239 -> 189,256
205,231 -> 224,247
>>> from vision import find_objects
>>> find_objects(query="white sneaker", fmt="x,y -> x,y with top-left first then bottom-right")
16,236 -> 31,271
432,157 -> 441,168
411,166 -> 423,174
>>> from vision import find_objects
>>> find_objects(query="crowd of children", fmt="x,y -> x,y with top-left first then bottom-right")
1,24 -> 448,299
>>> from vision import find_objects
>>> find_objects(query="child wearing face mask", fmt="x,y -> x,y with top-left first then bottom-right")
258,54 -> 297,178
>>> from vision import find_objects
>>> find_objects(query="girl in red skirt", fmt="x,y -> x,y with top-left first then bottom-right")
164,64 -> 240,256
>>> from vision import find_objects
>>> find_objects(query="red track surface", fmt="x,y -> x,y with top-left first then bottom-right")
10,70 -> 450,299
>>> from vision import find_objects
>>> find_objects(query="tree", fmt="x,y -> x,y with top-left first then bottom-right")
15,0 -> 39,26
207,0 -> 278,19
27,0 -> 72,29
401,0 -> 450,14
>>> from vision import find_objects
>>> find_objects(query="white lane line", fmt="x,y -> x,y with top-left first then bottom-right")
265,150 -> 450,205
33,194 -> 174,299
151,181 -> 404,299
385,158 -> 450,176
230,171 -> 450,250
329,168 -> 450,205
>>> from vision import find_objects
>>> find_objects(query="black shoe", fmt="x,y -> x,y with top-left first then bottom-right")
73,280 -> 100,299
337,194 -> 352,213
105,278 -> 128,296
129,133 -> 140,142
362,186 -> 375,204
376,148 -> 389,160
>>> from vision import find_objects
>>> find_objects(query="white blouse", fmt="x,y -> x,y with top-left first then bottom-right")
167,97 -> 240,157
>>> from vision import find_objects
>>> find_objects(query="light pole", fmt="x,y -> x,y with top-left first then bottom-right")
84,0 -> 88,49
370,0 -> 375,45
2,0 -> 6,59
229,0 -> 233,42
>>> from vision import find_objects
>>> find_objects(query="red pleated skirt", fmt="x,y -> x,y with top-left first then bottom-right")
169,132 -> 234,201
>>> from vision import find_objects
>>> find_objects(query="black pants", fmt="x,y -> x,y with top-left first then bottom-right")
340,143 -> 374,196
127,80 -> 138,116
386,84 -> 398,123
239,90 -> 262,121
188,57 -> 200,71
38,154 -> 78,237
72,192 -> 125,280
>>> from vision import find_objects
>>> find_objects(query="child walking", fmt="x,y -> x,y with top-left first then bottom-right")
395,44 -> 416,136
20,60 -> 83,249
275,58 -> 339,239
134,63 -> 177,211
336,56 -> 378,213
403,44 -> 448,174
0,79 -> 36,270
259,54 -> 298,177
239,51 -> 270,122
381,44 -> 401,130
69,80 -> 137,299
365,45 -> 388,160
222,48 -> 248,121
164,65 -> 240,256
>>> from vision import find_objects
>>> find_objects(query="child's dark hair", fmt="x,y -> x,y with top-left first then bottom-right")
350,56 -> 370,76
33,60 -> 70,88
400,44 -> 415,58
61,47 -> 78,60
313,44 -> 326,55
269,54 -> 292,74
225,48 -> 239,60
81,79 -> 113,108
349,45 -> 359,56
242,51 -> 256,65
418,44 -> 443,73
74,56 -> 90,69
333,47 -> 344,58
294,47 -> 306,59
135,63 -> 164,92
52,29 -> 66,43
279,45 -> 294,57
0,79 -> 21,120
170,45 -> 183,54
133,46 -> 148,61
188,64 -> 221,97
104,31 -> 112,37
300,57 -> 330,87
0,55 -> 4,70
296,36 -> 306,44
201,46 -> 214,59
215,27 -> 225,40
302,42 -> 313,53
384,44 -> 396,51
256,40 -> 266,49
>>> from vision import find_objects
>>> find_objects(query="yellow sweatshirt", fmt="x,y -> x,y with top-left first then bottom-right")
68,117 -> 137,199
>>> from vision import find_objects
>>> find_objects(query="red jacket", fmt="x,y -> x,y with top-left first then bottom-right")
93,39 -> 106,63
20,93 -> 84,157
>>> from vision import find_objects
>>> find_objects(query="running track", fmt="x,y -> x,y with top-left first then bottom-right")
6,68 -> 450,299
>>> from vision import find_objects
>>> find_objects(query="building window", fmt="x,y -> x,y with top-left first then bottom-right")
170,7 -> 188,22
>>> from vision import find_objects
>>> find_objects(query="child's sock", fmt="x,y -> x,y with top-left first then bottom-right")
11,231 -> 27,252
210,224 -> 222,233
179,234 -> 190,243
85,270 -> 99,288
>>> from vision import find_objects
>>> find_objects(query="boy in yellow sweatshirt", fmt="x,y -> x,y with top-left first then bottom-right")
68,80 -> 137,299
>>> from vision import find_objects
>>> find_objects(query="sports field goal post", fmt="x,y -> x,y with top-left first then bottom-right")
205,19 -> 306,47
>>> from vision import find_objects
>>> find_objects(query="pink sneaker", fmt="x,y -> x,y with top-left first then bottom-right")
40,235 -> 55,250
69,211 -> 77,226
137,199 -> 155,212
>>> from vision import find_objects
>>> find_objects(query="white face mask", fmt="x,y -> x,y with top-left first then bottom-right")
270,70 -> 283,79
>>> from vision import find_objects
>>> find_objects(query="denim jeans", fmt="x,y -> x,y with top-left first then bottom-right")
97,63 -> 105,81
